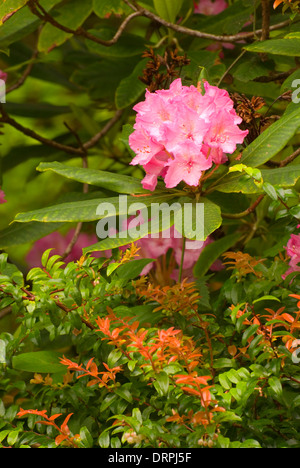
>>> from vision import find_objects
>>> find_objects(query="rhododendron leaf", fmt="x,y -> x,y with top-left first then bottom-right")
93,0 -> 130,18
0,0 -> 60,48
115,59 -> 147,109
175,197 -> 222,241
240,108 -> 300,168
153,0 -> 184,23
0,221 -> 64,248
0,0 -> 29,25
14,192 -> 177,224
214,165 -> 300,193
37,161 -> 160,195
38,0 -> 93,53
244,38 -> 300,57
194,233 -> 241,278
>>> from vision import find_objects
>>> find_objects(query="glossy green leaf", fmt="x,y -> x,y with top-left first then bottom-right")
153,0 -> 184,22
93,0 -> 130,17
14,193 -> 177,223
240,108 -> 300,168
0,0 -> 29,25
0,0 -> 59,48
175,197 -> 222,241
193,233 -> 241,278
38,0 -> 93,52
12,351 -> 66,373
37,161 -> 152,194
115,59 -> 147,109
244,38 -> 300,57
214,165 -> 300,194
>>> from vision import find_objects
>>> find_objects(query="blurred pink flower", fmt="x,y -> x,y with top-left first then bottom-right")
0,188 -> 6,204
0,70 -> 7,82
282,229 -> 300,279
194,0 -> 228,15
26,229 -> 105,268
125,221 -> 223,279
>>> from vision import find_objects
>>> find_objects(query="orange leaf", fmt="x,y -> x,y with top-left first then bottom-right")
228,345 -> 237,357
55,434 -> 68,446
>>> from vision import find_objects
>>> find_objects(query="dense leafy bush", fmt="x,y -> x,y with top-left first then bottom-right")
0,0 -> 300,449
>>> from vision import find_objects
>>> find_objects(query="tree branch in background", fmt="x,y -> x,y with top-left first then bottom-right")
123,0 -> 293,43
261,0 -> 271,41
0,105 -> 123,155
6,49 -> 39,94
222,194 -> 265,219
28,0 -> 143,47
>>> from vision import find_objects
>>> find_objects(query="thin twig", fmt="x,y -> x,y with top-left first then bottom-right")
28,0 -> 142,47
61,124 -> 89,260
0,305 -> 12,320
7,50 -> 39,94
267,146 -> 300,167
0,105 -> 123,155
222,194 -> 265,219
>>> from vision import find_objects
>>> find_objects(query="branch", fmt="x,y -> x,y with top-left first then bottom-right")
123,0 -> 293,43
0,105 -> 123,155
261,0 -> 271,41
267,146 -> 300,168
28,0 -> 142,47
222,194 -> 265,219
7,49 -> 39,94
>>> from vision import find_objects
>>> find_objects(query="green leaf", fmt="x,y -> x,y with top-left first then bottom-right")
93,0 -> 130,17
37,161 -> 151,195
0,340 -> 6,364
12,351 -> 66,373
213,358 -> 235,369
0,0 -> 59,48
79,427 -> 93,448
194,233 -> 241,278
114,387 -> 133,404
244,38 -> 300,57
242,324 -> 259,346
268,376 -> 282,397
7,430 -> 20,446
175,197 -> 222,241
240,108 -> 300,168
116,259 -> 155,280
0,0 -> 29,25
86,29 -> 146,58
38,0 -> 93,52
14,193 -> 176,223
154,371 -> 169,395
0,221 -> 64,249
153,0 -> 184,22
115,59 -> 147,109
214,166 -> 300,193
98,430 -> 110,448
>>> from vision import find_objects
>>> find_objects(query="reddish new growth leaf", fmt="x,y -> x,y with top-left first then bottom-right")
17,409 -> 79,447
60,355 -> 122,389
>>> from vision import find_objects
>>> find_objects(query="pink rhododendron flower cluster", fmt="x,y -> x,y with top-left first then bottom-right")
282,227 -> 300,279
194,0 -> 228,16
129,79 -> 248,191
0,188 -> 7,204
